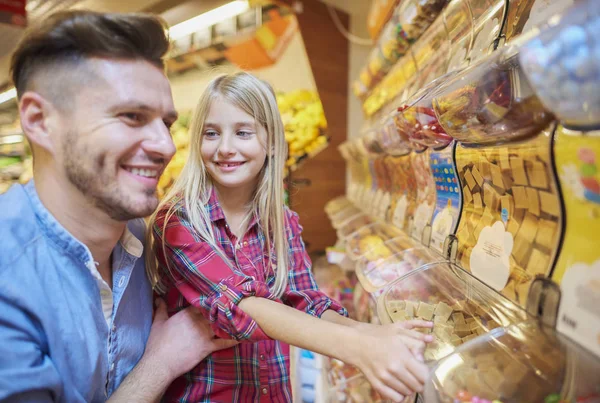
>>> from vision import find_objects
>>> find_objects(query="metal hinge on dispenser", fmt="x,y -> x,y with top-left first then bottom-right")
421,223 -> 432,248
443,234 -> 459,262
526,277 -> 562,327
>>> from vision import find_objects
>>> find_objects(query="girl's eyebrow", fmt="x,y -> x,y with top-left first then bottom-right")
235,121 -> 257,129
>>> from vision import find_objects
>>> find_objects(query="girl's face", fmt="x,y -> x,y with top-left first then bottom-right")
201,97 -> 268,193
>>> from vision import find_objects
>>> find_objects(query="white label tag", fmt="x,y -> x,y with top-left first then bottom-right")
411,202 -> 434,241
557,259 -> 600,358
470,221 -> 514,291
392,195 -> 408,229
430,207 -> 454,253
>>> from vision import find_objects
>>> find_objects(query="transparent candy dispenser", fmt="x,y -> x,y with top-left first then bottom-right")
377,262 -> 527,362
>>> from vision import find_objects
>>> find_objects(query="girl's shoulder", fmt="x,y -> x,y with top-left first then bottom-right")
283,206 -> 303,236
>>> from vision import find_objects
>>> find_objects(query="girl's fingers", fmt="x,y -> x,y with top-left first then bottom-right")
390,365 -> 423,393
405,354 -> 431,384
397,319 -> 433,330
381,373 -> 413,397
369,378 -> 405,403
399,328 -> 435,343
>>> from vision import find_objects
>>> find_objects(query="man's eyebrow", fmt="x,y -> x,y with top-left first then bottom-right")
111,101 -> 178,121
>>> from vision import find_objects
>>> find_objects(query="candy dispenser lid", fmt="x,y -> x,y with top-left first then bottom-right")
432,44 -> 554,145
424,320 -> 600,403
519,0 -> 600,130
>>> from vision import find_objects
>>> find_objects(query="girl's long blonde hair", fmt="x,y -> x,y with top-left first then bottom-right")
146,72 -> 289,297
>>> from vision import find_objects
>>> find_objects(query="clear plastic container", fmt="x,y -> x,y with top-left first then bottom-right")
378,262 -> 527,361
330,205 -> 362,229
345,222 -> 405,261
519,0 -> 600,130
425,320 -> 600,403
412,20 -> 449,77
469,0 -> 505,64
325,196 -> 354,217
432,45 -> 554,145
401,71 -> 460,150
504,0 -> 574,43
376,111 -> 413,157
444,0 -> 474,72
365,52 -> 419,117
337,213 -> 377,240
356,244 -> 440,292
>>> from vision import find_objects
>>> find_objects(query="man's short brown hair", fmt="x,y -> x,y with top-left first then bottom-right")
10,10 -> 170,98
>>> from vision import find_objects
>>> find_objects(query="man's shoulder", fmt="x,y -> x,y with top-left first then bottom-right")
0,184 -> 43,268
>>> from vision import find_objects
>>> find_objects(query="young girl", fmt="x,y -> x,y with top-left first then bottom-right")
148,72 -> 433,403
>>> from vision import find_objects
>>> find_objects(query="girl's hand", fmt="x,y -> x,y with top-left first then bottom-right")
351,321 -> 434,402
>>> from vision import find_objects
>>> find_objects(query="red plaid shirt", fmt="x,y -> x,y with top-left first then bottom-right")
153,189 -> 347,402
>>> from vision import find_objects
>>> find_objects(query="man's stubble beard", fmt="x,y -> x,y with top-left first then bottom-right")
62,131 -> 158,221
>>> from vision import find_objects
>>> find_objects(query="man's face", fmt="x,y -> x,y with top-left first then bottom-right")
51,58 -> 177,221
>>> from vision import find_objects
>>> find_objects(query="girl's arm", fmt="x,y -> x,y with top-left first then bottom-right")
239,296 -> 433,402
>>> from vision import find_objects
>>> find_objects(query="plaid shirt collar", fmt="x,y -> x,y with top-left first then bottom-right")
207,186 -> 259,230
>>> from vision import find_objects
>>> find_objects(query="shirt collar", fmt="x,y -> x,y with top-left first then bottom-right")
207,186 -> 259,229
25,181 -> 143,262
119,226 -> 143,258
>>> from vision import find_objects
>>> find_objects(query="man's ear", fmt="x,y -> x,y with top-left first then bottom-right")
19,91 -> 56,154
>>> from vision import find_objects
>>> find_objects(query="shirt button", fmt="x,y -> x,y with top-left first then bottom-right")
260,354 -> 265,361
219,284 -> 228,291
110,363 -> 115,372
112,324 -> 116,332
261,387 -> 268,395
243,241 -> 248,247
118,277 -> 125,287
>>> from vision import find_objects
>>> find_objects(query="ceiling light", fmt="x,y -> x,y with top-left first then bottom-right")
0,88 -> 17,105
168,1 -> 250,41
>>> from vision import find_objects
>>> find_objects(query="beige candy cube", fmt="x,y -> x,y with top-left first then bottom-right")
539,190 -> 560,217
526,248 -> 550,277
463,185 -> 473,204
451,334 -> 463,346
416,302 -> 435,320
473,192 -> 483,212
517,212 -> 539,244
469,320 -> 481,332
472,165 -> 484,187
462,334 -> 478,343
464,169 -> 477,190
499,148 -> 511,171
490,163 -> 505,189
527,161 -> 548,189
434,301 -> 453,322
536,219 -> 557,249
526,187 -> 540,217
455,323 -> 472,337
452,312 -> 466,324
405,301 -> 417,318
512,186 -> 529,209
510,156 -> 529,185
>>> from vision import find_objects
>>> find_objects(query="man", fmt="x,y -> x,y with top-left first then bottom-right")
0,10 -> 235,402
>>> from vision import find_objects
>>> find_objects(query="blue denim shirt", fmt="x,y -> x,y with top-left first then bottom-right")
0,182 -> 153,402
